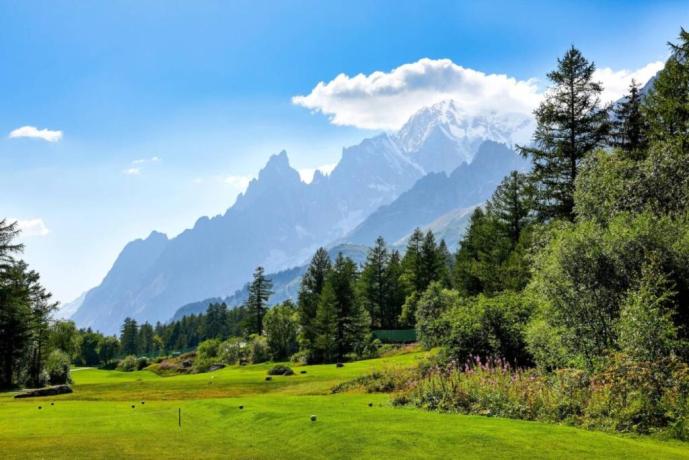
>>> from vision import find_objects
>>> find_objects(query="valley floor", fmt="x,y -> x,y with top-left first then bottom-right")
1,351 -> 688,459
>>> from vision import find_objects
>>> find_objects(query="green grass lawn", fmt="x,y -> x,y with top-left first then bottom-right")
1,350 -> 688,459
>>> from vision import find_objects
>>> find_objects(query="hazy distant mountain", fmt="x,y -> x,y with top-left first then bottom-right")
169,244 -> 369,322
54,291 -> 88,320
73,145 -> 421,334
344,141 -> 528,246
394,206 -> 477,252
73,100 -> 534,334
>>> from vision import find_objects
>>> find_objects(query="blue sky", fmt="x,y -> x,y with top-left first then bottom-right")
1,0 -> 687,304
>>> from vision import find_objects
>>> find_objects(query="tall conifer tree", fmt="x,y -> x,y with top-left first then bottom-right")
519,47 -> 608,221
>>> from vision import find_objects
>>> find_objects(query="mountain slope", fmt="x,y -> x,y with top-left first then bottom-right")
344,141 -> 528,246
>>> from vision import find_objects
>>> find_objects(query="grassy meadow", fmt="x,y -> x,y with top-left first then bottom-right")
1,349 -> 688,459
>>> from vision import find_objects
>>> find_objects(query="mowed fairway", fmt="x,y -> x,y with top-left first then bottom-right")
1,351 -> 688,459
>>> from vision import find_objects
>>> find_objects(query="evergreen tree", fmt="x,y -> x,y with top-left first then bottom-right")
643,28 -> 689,148
264,301 -> 299,360
519,47 -> 609,221
297,248 -> 331,354
137,322 -> 155,356
486,171 -> 535,247
610,80 -> 648,157
246,266 -> 272,335
454,208 -> 511,296
204,303 -> 229,340
328,254 -> 369,361
384,250 -> 405,329
0,219 -> 22,265
97,336 -> 120,364
400,228 -> 426,295
313,282 -> 338,363
420,231 -> 443,289
120,318 -> 139,356
436,239 -> 454,288
358,236 -> 390,328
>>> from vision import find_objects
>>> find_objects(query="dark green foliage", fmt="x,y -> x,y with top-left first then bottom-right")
415,282 -> 457,349
45,350 -> 71,385
453,209 -> 512,296
610,80 -> 648,157
267,364 -> 294,376
529,213 -> 689,369
485,171 -> 535,247
77,329 -> 102,366
643,28 -> 689,148
264,301 -> 299,360
519,47 -> 609,221
247,266 -> 273,335
441,292 -> 534,366
120,318 -> 139,356
357,237 -> 405,329
0,221 -> 56,388
575,141 -> 689,223
297,248 -> 331,359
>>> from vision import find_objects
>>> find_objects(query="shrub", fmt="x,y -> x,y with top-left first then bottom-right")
267,364 -> 294,376
136,357 -> 150,370
218,337 -> 247,365
290,350 -> 309,365
194,339 -> 222,373
395,354 -> 689,439
117,355 -> 138,372
440,291 -> 534,366
45,350 -> 71,385
248,335 -> 270,364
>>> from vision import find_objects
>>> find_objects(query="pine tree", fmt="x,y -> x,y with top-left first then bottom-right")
137,322 -> 155,356
610,80 -> 648,158
358,236 -> 390,328
400,228 -> 425,295
384,250 -> 405,329
486,171 -> 535,247
0,219 -> 23,265
644,28 -> 689,148
120,318 -> 139,356
314,282 -> 338,363
329,254 -> 369,361
246,266 -> 272,335
519,47 -> 609,221
420,231 -> 443,289
436,239 -> 454,288
297,248 -> 331,355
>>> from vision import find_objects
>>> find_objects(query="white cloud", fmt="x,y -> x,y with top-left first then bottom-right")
122,167 -> 141,176
298,163 -> 337,183
293,58 -> 666,131
594,61 -> 664,104
292,58 -> 542,131
13,218 -> 50,237
9,126 -> 63,142
132,156 -> 161,165
224,175 -> 252,191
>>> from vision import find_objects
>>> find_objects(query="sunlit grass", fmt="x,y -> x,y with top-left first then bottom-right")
1,348 -> 688,459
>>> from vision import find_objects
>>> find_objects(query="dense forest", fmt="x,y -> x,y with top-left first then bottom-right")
3,26 -> 689,439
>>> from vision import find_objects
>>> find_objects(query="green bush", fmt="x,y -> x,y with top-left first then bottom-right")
194,339 -> 222,372
440,291 -> 534,366
117,355 -> 138,372
45,350 -> 72,385
248,335 -> 269,364
267,364 -> 294,376
218,337 -> 247,365
136,356 -> 150,370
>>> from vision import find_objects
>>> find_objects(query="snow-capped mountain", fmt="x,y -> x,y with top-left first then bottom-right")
395,100 -> 534,173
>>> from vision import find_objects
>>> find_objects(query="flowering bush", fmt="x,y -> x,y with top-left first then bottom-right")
393,354 -> 689,439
